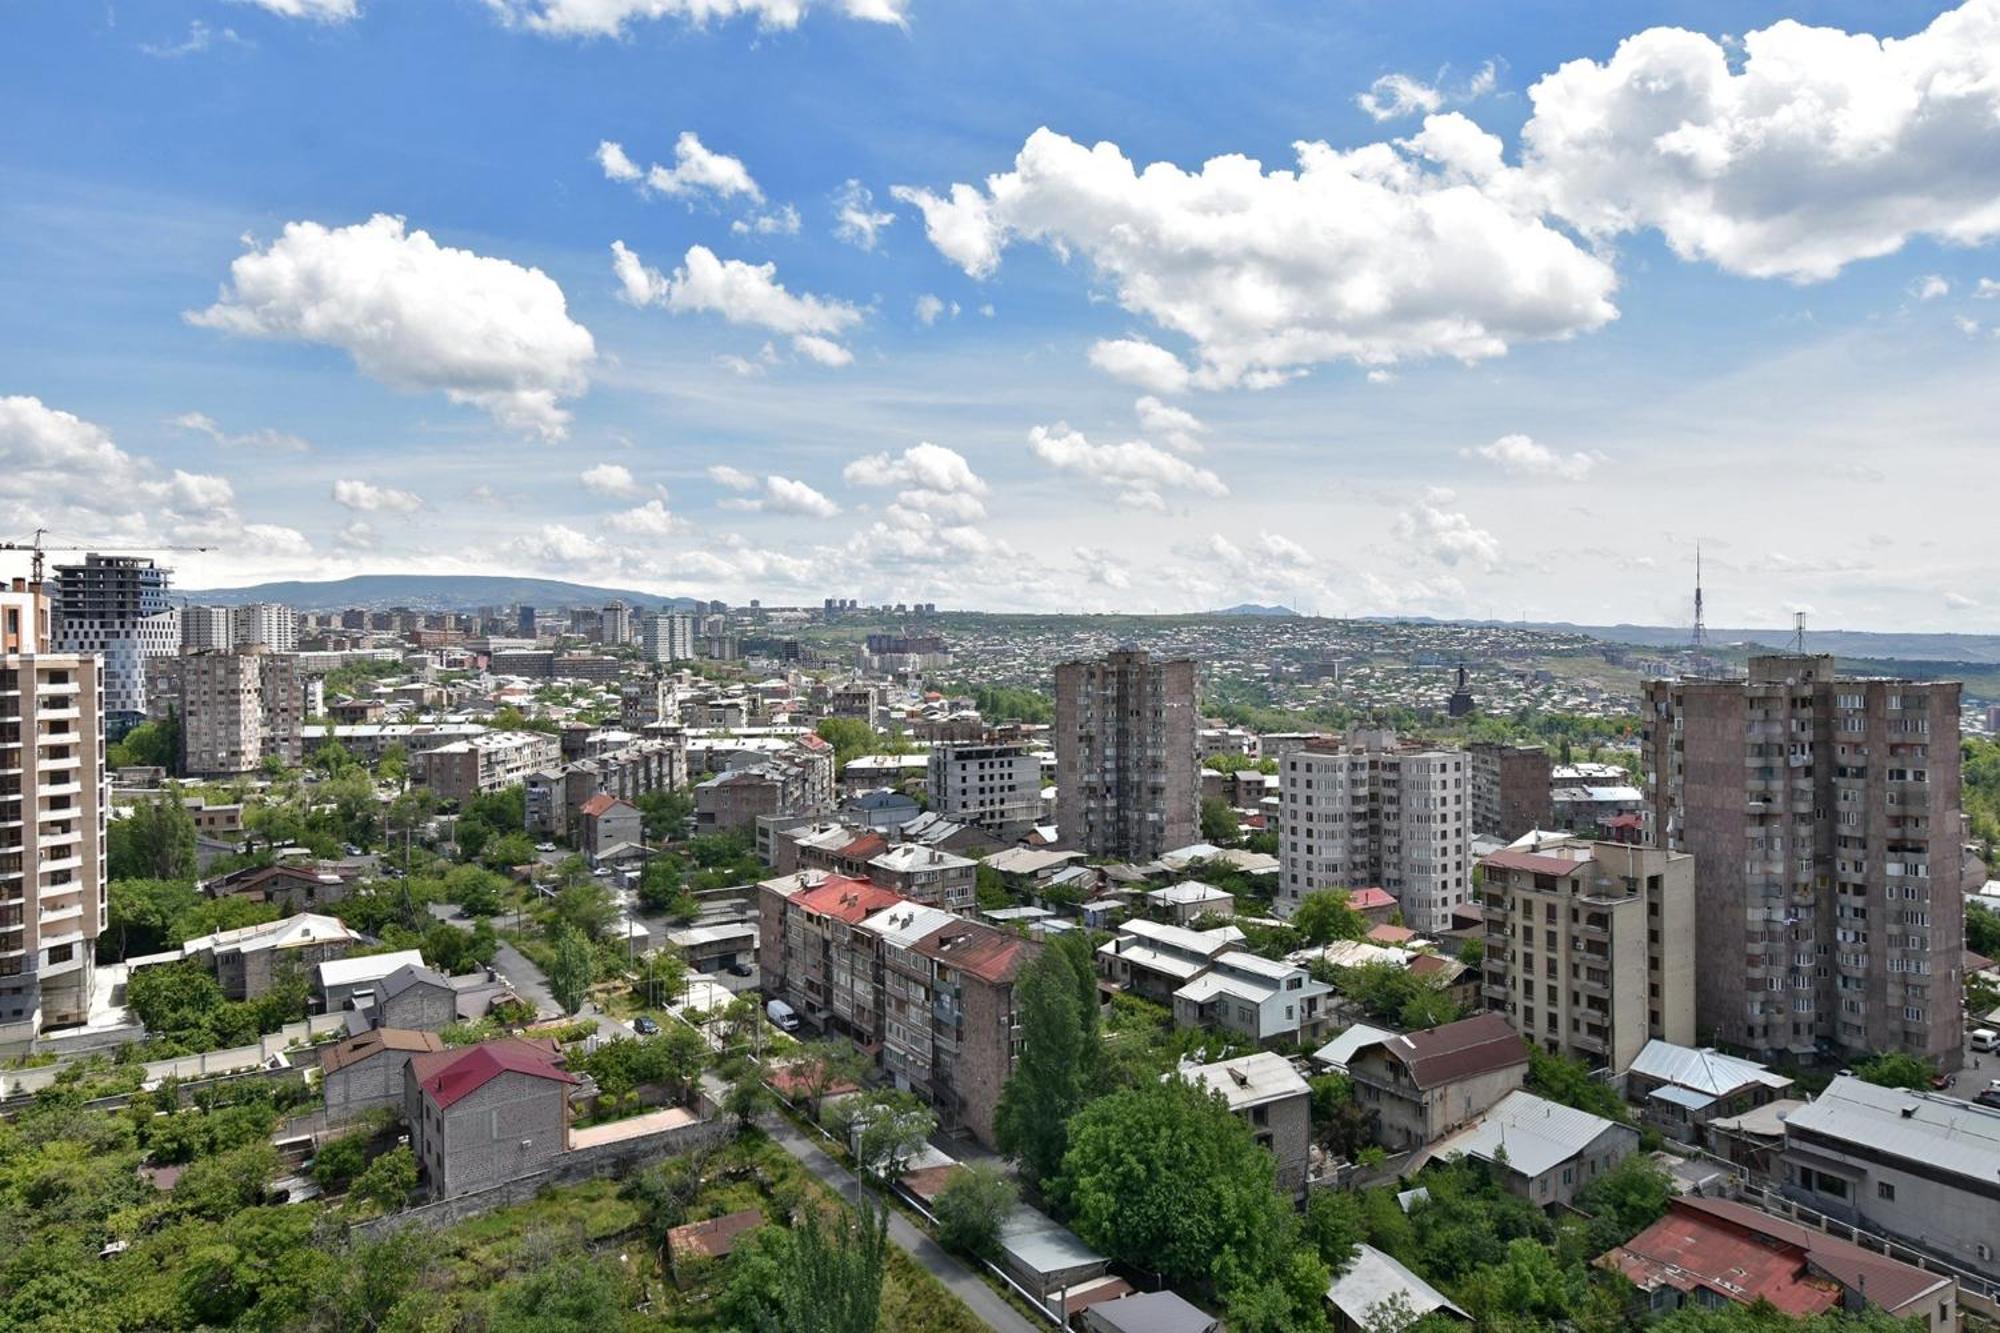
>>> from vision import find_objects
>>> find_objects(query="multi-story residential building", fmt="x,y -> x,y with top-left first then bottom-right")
867,843 -> 977,913
230,602 -> 299,652
0,576 -> 108,1045
757,870 -> 1036,1145
1642,655 -> 1966,1068
148,651 -> 306,778
50,554 -> 176,733
523,735 -> 687,841
1477,836 -> 1696,1073
413,730 -> 562,805
694,735 -> 834,833
928,741 -> 1041,831
1054,648 -> 1198,861
620,677 -> 680,730
1277,732 -> 1473,933
641,612 -> 696,664
1468,742 -> 1554,840
601,601 -> 632,646
176,911 -> 363,1000
180,604 -> 235,652
1343,1012 -> 1530,1150
1780,1076 -> 2000,1279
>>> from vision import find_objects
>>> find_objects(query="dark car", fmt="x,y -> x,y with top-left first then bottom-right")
726,962 -> 754,978
1976,1089 -> 2000,1110
633,1016 -> 660,1035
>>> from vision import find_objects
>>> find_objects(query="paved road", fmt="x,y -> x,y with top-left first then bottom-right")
767,1118 -> 1044,1333
491,937 -> 559,1020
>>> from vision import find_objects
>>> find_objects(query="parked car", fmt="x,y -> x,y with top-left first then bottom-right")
766,999 -> 799,1033
633,1016 -> 660,1035
726,962 -> 754,978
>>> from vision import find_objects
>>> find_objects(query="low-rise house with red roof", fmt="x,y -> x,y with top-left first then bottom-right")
321,1026 -> 444,1123
1344,1012 -> 1530,1150
1600,1196 -> 1956,1326
577,792 -> 642,862
1344,886 -> 1399,926
403,1037 -> 577,1199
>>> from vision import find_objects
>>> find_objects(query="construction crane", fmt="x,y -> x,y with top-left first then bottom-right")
0,529 -> 215,584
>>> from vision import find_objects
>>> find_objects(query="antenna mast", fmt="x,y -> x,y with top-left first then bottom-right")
1691,543 -> 1707,652
1793,611 -> 1806,654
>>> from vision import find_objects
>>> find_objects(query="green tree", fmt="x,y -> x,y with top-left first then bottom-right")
933,1162 -> 1018,1259
1054,1077 -> 1325,1313
546,926 -> 595,1015
814,716 -> 881,769
747,1197 -> 890,1333
1309,1072 -> 1375,1160
349,1144 -> 416,1215
843,1090 -> 937,1181
108,715 -> 178,771
489,1249 -> 630,1331
550,877 -> 617,942
1292,889 -> 1368,946
724,1062 -> 772,1130
1524,1045 -> 1629,1122
102,877 -> 201,960
1571,1152 -> 1674,1252
1854,1050 -> 1935,1091
109,791 -> 197,881
1201,796 -> 1242,844
994,931 -> 1101,1189
786,1038 -> 868,1120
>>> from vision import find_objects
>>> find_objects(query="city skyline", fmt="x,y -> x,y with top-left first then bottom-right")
6,1 -> 2000,627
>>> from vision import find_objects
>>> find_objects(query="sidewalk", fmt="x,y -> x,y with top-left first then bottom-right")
766,1117 -> 1043,1333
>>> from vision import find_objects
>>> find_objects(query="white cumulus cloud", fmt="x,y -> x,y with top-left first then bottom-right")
1027,423 -> 1227,510
580,462 -> 641,497
707,464 -> 758,491
1088,338 -> 1192,395
332,479 -> 424,513
1395,490 -> 1502,568
833,180 -> 896,250
596,132 -> 763,203
843,441 -> 988,496
1463,433 -> 1601,481
1357,72 -> 1444,121
719,475 -> 841,517
188,214 -> 595,438
605,499 -> 683,535
902,126 -> 1617,387
612,241 -> 862,366
233,0 -> 357,21
1521,2 -> 2000,281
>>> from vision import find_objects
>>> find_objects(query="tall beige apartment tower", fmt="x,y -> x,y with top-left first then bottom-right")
0,576 -> 107,1047
1642,655 -> 1965,1070
1054,648 -> 1198,862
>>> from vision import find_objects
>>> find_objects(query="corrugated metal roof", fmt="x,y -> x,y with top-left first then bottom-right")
1326,1245 -> 1467,1324
1785,1076 -> 2000,1184
1629,1039 -> 1792,1097
1430,1089 -> 1626,1177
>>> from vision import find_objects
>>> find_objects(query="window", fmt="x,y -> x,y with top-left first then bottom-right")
1876,1181 -> 1896,1201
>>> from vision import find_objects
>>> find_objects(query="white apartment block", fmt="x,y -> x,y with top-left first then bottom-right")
181,604 -> 235,652
230,603 -> 299,652
1277,734 -> 1473,933
0,577 -> 108,1047
927,741 -> 1041,830
641,612 -> 696,664
413,730 -> 563,805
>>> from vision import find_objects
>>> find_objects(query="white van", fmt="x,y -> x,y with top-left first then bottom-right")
1971,1028 -> 1998,1053
766,998 -> 800,1033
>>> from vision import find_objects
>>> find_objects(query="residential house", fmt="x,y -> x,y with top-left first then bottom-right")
315,948 -> 427,1015
1326,1245 -> 1469,1331
578,793 -> 642,862
1172,950 -> 1333,1047
1424,1089 -> 1639,1208
1181,1050 -> 1313,1194
868,843 -> 977,913
1146,881 -> 1234,924
1601,1196 -> 1957,1328
666,1210 -> 763,1286
1345,886 -> 1399,926
1344,1013 -> 1530,1151
201,860 -> 368,913
404,1037 -> 576,1199
1096,918 -> 1245,1003
370,962 -> 459,1032
320,1027 -> 444,1124
1624,1039 -> 1794,1145
1083,1291 -> 1220,1333
178,912 -> 362,1001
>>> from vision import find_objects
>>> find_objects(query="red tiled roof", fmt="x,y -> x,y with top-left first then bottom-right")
1408,953 -> 1465,980
913,919 -> 1035,984
1376,1013 -> 1528,1091
1670,1197 -> 1949,1314
410,1037 -> 575,1110
792,874 -> 904,924
797,733 -> 831,751
1601,1201 -> 1842,1318
899,1163 -> 967,1204
838,832 -> 888,860
1481,849 -> 1589,877
579,792 -> 618,817
1367,923 -> 1418,944
1347,887 -> 1396,910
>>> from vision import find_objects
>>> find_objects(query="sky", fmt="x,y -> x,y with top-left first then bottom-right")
4,0 -> 2000,629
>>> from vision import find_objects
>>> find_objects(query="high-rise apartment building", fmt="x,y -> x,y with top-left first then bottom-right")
0,576 -> 108,1045
50,554 -> 176,734
1477,835 -> 1696,1072
1468,742 -> 1555,840
641,612 -> 696,664
1053,648 -> 1198,862
601,602 -> 632,646
1276,732 -> 1473,933
1642,655 -> 1965,1069
148,651 -> 307,778
928,741 -> 1042,831
180,604 -> 235,652
229,603 -> 298,653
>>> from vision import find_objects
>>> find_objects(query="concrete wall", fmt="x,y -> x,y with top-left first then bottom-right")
324,1049 -> 423,1126
1782,1130 -> 2000,1280
379,982 -> 457,1033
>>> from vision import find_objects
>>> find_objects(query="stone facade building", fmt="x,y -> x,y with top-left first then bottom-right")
1642,655 -> 1966,1068
1344,1012 -> 1530,1150
148,650 -> 306,778
413,730 -> 562,805
1468,742 -> 1554,840
927,741 -> 1041,831
320,1027 -> 444,1124
404,1038 -> 576,1199
1054,649 -> 1198,862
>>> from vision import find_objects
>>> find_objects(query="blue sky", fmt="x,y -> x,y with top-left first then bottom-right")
3,0 -> 1998,628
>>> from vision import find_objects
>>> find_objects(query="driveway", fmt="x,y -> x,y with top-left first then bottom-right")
766,1118 -> 1043,1333
491,937 -> 559,1020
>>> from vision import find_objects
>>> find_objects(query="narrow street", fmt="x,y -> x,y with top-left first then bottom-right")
766,1118 -> 1044,1333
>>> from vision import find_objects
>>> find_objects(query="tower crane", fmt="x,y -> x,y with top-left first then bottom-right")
0,529 -> 215,583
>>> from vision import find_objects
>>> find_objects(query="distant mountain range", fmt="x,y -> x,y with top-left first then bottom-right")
1211,603 -> 1299,618
1413,618 -> 2000,666
178,574 -> 698,613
